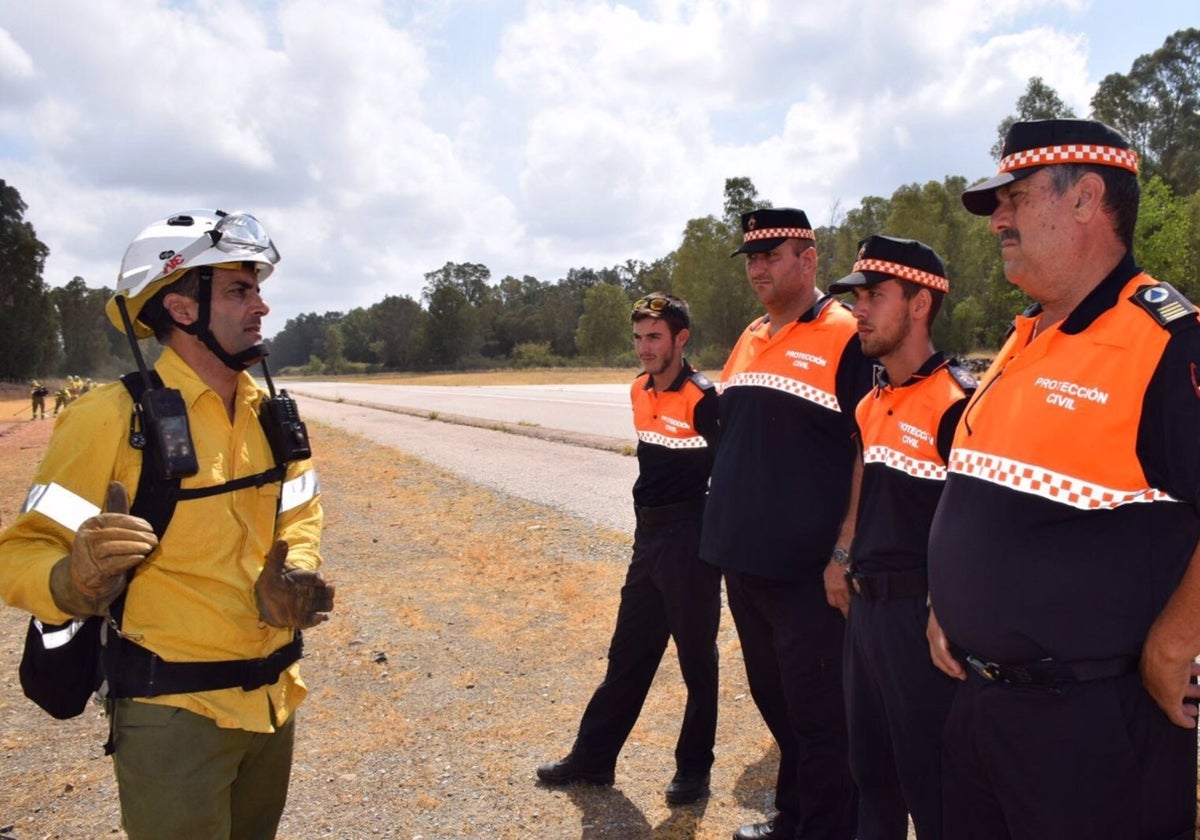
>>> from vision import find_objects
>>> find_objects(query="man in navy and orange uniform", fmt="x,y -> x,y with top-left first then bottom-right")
928,119 -> 1200,838
538,292 -> 721,806
702,208 -> 874,840
828,235 -> 974,840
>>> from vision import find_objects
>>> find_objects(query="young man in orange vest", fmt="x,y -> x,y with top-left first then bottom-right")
829,236 -> 975,839
538,292 -> 721,806
929,119 -> 1200,838
702,208 -> 875,840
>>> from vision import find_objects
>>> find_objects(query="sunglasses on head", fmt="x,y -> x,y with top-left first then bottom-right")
632,296 -> 676,314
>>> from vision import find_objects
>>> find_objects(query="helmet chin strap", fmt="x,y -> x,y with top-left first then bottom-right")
173,268 -> 266,372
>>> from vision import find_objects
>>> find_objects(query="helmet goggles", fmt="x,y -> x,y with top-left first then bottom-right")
162,211 -> 280,280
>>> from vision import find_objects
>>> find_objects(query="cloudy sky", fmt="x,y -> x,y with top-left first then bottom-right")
1,0 -> 1194,337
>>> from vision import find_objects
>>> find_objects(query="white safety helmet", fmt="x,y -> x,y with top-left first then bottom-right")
107,209 -> 280,338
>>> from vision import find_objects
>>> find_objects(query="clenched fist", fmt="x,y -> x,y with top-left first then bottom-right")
50,481 -> 158,616
254,540 -> 335,629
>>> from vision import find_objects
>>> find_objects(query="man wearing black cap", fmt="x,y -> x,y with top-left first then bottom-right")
928,119 -> 1200,837
702,208 -> 874,839
537,293 -> 722,806
829,236 -> 975,840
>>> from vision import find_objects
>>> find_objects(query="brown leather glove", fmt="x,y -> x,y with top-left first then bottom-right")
49,482 -> 158,617
254,540 -> 334,629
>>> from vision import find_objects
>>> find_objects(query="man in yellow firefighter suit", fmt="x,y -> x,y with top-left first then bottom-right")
0,210 -> 333,839
29,380 -> 48,419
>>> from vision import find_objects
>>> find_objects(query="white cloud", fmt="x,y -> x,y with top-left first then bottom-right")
0,25 -> 34,89
0,0 -> 1189,335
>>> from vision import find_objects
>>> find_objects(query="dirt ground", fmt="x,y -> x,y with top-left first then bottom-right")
2,387 -> 1195,840
0,395 -> 780,839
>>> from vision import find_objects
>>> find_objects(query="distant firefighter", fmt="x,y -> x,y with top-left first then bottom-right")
29,381 -> 48,420
53,386 -> 71,417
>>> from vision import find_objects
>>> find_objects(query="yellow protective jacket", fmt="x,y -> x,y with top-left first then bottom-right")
0,348 -> 323,732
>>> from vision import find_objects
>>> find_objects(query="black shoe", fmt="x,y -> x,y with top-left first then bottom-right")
665,770 -> 710,805
536,755 -> 614,786
733,818 -> 793,840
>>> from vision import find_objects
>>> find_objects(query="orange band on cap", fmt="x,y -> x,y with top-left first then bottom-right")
744,226 -> 815,243
999,144 -> 1139,175
853,259 -> 949,293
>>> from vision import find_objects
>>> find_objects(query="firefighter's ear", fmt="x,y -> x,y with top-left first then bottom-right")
162,291 -> 198,326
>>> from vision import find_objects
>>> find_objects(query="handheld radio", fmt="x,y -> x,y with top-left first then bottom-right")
115,296 -> 200,479
258,361 -> 312,465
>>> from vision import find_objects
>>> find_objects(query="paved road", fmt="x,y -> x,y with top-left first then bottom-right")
283,381 -> 634,442
291,391 -> 639,535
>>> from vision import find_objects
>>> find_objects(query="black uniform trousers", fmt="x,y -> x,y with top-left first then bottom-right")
845,593 -> 956,840
571,512 -> 721,775
724,569 -> 856,840
942,666 -> 1197,839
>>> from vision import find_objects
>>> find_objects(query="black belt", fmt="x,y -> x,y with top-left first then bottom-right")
846,567 -> 927,601
634,497 -> 705,526
952,644 -> 1138,687
105,631 -> 303,698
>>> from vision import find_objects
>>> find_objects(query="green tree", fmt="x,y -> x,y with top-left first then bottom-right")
1189,192 -> 1200,291
539,274 -> 594,357
944,295 -> 986,354
991,77 -> 1077,161
723,176 -> 770,225
0,180 -> 59,379
267,312 -> 343,369
631,256 -> 674,300
818,196 -> 892,291
671,215 -> 756,353
672,177 -> 776,354
322,324 -> 347,374
493,275 -> 557,359
574,282 -> 630,364
1092,29 -> 1200,195
338,307 -> 377,364
1135,175 -> 1196,296
51,277 -> 127,377
421,262 -> 496,367
371,294 -> 427,369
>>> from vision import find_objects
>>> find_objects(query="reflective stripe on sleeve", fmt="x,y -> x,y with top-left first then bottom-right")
279,469 -> 320,514
863,445 -> 946,481
636,430 -> 709,449
722,371 -> 840,412
949,448 -> 1178,510
33,617 -> 89,650
21,483 -> 100,532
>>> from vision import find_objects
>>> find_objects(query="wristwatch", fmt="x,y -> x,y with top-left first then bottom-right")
831,546 -> 851,566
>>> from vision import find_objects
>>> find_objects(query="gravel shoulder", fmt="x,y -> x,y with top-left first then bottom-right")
0,401 -> 778,839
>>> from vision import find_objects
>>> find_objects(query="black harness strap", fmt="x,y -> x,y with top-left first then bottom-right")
107,632 -> 303,697
120,371 -> 181,537
119,372 -> 285,519
103,373 -> 301,735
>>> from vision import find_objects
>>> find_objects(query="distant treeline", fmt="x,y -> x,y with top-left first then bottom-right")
3,30 -> 1197,379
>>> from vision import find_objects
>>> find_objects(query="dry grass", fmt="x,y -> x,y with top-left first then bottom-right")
0,396 -> 778,839
301,367 -> 641,387
3,381 -> 1197,839
284,366 -> 723,388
